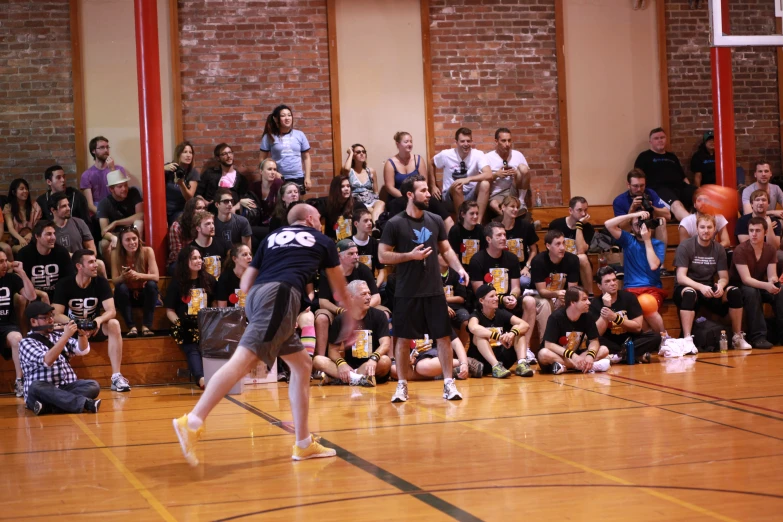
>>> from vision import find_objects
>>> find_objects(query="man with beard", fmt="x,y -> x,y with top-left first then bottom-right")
379,174 -> 470,403
38,165 -> 91,223
484,127 -> 532,218
742,161 -> 783,215
196,143 -> 248,208
80,136 -> 130,212
191,210 -> 230,280
97,171 -> 144,260
613,169 -> 670,245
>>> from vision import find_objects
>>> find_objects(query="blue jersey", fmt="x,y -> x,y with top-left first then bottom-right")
251,225 -> 339,292
617,230 -> 664,289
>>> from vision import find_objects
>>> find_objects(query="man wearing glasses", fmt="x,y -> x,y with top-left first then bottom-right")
213,188 -> 252,248
98,170 -> 144,260
430,127 -> 493,222
197,143 -> 248,208
80,136 -> 130,213
19,300 -> 101,415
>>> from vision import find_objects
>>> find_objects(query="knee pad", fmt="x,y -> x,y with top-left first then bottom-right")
726,286 -> 743,308
679,288 -> 698,310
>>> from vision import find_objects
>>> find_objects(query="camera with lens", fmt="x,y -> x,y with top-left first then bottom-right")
75,319 -> 97,331
638,194 -> 659,230
175,165 -> 186,178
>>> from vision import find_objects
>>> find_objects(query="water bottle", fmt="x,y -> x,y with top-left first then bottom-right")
535,190 -> 543,207
719,330 -> 728,353
624,337 -> 635,366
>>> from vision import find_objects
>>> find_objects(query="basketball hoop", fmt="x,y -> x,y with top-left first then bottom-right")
709,0 -> 783,46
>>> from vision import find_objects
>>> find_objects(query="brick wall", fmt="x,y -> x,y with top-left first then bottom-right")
0,0 -> 75,194
427,0 -> 561,205
665,0 -> 780,181
178,0 -> 334,196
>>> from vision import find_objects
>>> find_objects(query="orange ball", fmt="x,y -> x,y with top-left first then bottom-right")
694,184 -> 739,218
638,293 -> 659,315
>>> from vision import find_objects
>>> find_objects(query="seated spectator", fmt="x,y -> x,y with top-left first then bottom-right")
384,132 -> 452,228
268,182 -> 301,233
690,132 -> 715,187
741,161 -> 782,215
729,217 -> 778,348
448,201 -> 485,271
98,170 -> 144,261
213,188 -> 252,248
111,227 -> 159,338
37,165 -> 91,224
322,175 -> 357,242
496,196 -> 538,284
390,335 -> 477,382
527,230 -> 580,347
352,209 -> 386,288
634,127 -> 695,221
736,189 -> 782,249
468,283 -> 533,378
248,158 -> 283,238
215,244 -> 252,307
314,239 -> 382,357
165,141 -> 199,225
438,254 -> 470,347
19,301 -> 100,415
343,144 -> 385,223
53,249 -> 129,391
313,280 -> 392,386
4,178 -> 42,254
484,127 -> 532,217
17,220 -> 74,303
50,191 -> 107,279
604,211 -> 668,334
430,127 -> 492,221
81,135 -> 128,212
196,143 -> 248,207
0,253 -> 37,398
679,192 -> 731,248
191,210 -> 231,279
469,222 -> 523,314
0,215 -> 11,261
167,196 -> 207,276
537,286 -> 611,374
674,214 -> 750,352
165,245 -> 216,389
590,266 -> 661,363
613,168 -> 670,244
548,196 -> 595,294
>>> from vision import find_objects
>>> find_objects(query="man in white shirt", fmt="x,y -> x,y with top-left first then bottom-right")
742,161 -> 783,215
484,127 -> 531,217
429,127 -> 493,222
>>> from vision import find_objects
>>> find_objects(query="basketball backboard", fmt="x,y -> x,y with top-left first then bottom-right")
709,0 -> 783,47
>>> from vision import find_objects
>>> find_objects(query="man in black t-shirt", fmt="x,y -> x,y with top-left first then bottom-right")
468,284 -> 533,378
379,174 -> 469,403
315,239 -> 385,357
589,266 -> 661,363
313,280 -> 392,385
538,286 -> 610,375
174,203 -> 357,464
191,210 -> 230,280
352,208 -> 386,287
469,222 -> 522,311
52,249 -> 130,392
0,251 -> 37,397
97,170 -> 144,260
548,196 -> 595,293
37,165 -> 92,224
17,220 -> 74,303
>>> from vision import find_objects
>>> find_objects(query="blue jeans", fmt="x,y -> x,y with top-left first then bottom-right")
180,342 -> 204,381
114,280 -> 158,329
26,379 -> 100,414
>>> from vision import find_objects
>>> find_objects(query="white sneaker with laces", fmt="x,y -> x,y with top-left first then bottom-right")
443,381 -> 463,401
525,348 -> 537,364
111,373 -> 131,392
589,359 -> 611,373
732,332 -> 752,350
391,382 -> 408,403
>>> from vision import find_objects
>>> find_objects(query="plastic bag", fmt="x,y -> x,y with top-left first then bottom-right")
198,307 -> 247,359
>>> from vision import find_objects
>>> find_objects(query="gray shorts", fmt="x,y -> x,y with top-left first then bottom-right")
239,282 -> 303,367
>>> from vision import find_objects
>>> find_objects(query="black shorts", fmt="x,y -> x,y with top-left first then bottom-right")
655,184 -> 696,208
394,294 -> 452,340
0,324 -> 19,360
673,285 -> 729,315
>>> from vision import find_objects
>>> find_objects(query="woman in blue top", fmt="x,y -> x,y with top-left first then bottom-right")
342,143 -> 385,222
260,104 -> 311,194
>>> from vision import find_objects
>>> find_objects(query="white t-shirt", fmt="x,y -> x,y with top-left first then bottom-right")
678,213 -> 728,238
433,148 -> 488,194
484,149 -> 529,197
742,183 -> 783,211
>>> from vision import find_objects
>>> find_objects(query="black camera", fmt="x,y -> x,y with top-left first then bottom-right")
638,194 -> 659,229
175,165 -> 186,178
75,319 -> 97,331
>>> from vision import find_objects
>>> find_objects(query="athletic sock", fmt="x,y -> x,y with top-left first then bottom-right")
397,379 -> 407,386
444,377 -> 454,385
111,372 -> 120,380
187,413 -> 204,430
296,435 -> 313,449
300,326 -> 316,356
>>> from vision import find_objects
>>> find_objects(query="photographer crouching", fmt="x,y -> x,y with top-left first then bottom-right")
19,301 -> 100,415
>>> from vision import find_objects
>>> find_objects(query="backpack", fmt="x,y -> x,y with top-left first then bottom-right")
691,317 -> 730,353
589,231 -> 615,253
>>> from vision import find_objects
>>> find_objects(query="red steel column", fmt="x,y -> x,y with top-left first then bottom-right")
134,0 -> 167,272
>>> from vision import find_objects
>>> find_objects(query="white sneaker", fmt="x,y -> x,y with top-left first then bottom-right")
732,332 -> 752,350
525,348 -> 537,364
682,335 -> 698,355
608,353 -> 623,364
391,382 -> 408,403
443,381 -> 463,401
590,359 -> 611,373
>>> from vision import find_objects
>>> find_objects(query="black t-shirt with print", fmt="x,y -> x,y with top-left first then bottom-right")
468,250 -> 521,297
548,217 -> 595,256
328,306 -> 389,367
588,291 -> 642,344
543,307 -> 600,350
0,273 -> 24,326
530,251 -> 580,291
353,236 -> 384,273
53,276 -> 113,321
215,269 -> 243,305
441,267 -> 467,304
164,276 -> 216,319
468,308 -> 514,353
192,237 -> 231,279
16,243 -> 74,298
448,224 -> 486,269
504,217 -> 540,265
319,263 -> 378,304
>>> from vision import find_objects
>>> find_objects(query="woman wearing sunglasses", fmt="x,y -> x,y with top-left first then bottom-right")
343,144 -> 385,223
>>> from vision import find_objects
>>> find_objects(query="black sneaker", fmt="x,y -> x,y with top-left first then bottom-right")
32,401 -> 43,416
752,338 -> 774,350
84,398 -> 101,413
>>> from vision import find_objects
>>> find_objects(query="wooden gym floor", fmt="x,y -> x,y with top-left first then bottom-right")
2,349 -> 783,521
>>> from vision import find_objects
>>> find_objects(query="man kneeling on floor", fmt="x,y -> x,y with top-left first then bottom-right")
19,301 -> 100,415
313,280 -> 392,386
537,286 -> 611,374
467,283 -> 533,378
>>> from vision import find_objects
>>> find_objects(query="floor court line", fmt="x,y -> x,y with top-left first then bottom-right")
69,415 -> 177,522
418,405 -> 740,522
695,359 -> 734,368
